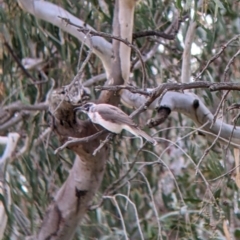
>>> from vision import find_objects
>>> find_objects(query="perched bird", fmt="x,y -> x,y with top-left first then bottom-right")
75,102 -> 157,146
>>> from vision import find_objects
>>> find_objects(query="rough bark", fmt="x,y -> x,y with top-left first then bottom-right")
34,87 -> 109,240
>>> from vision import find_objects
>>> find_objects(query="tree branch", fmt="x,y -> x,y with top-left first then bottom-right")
181,21 -> 197,83
99,81 -> 240,97
121,90 -> 240,147
132,11 -> 185,70
17,0 -> 113,77
97,0 -> 136,104
195,34 -> 240,80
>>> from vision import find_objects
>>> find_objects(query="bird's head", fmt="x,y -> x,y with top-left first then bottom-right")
74,102 -> 95,114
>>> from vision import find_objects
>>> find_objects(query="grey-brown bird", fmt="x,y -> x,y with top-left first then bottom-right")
75,102 -> 157,146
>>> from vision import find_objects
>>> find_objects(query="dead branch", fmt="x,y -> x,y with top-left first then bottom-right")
97,81 -> 240,105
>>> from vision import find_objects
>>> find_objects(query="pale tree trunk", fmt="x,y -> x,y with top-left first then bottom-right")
98,0 -> 135,104
15,0 -> 136,239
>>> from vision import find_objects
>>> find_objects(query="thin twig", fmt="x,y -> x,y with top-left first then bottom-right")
59,17 -> 147,89
133,30 -> 176,40
97,81 -> 240,97
0,112 -> 30,132
209,82 -> 240,91
92,133 -> 112,156
65,33 -> 93,90
105,194 -> 145,240
96,85 -> 150,96
225,107 -> 240,150
3,42 -> 37,83
50,46 -> 93,117
196,116 -> 224,172
211,91 -> 230,127
109,197 -> 128,240
155,131 -> 218,207
206,163 -> 240,182
54,130 -> 106,154
195,34 -> 240,80
90,144 -> 148,210
132,13 -> 187,70
139,172 -> 163,240
223,49 -> 240,82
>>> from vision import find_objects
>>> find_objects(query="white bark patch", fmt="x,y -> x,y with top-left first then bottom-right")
121,90 -> 240,146
118,0 -> 136,82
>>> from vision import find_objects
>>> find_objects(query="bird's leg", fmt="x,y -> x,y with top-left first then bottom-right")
139,137 -> 143,148
107,133 -> 116,142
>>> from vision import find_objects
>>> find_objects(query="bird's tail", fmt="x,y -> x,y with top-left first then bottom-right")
123,125 -> 157,146
136,128 -> 157,146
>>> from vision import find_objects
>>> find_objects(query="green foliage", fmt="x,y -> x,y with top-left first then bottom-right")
1,0 -> 240,239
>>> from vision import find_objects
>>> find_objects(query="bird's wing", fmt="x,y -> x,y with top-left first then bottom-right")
96,104 -> 137,127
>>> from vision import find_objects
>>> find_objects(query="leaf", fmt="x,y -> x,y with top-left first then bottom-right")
176,0 -> 183,11
19,91 -> 30,105
214,0 -> 225,20
214,0 -> 225,10
182,0 -> 192,11
235,229 -> 240,238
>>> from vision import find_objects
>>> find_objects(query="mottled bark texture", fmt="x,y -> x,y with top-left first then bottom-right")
37,87 -> 109,240
34,1 -> 137,239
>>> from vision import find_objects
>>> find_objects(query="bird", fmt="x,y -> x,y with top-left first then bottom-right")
75,102 -> 157,146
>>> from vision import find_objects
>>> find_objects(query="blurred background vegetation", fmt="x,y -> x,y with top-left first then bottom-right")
1,0 -> 240,239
